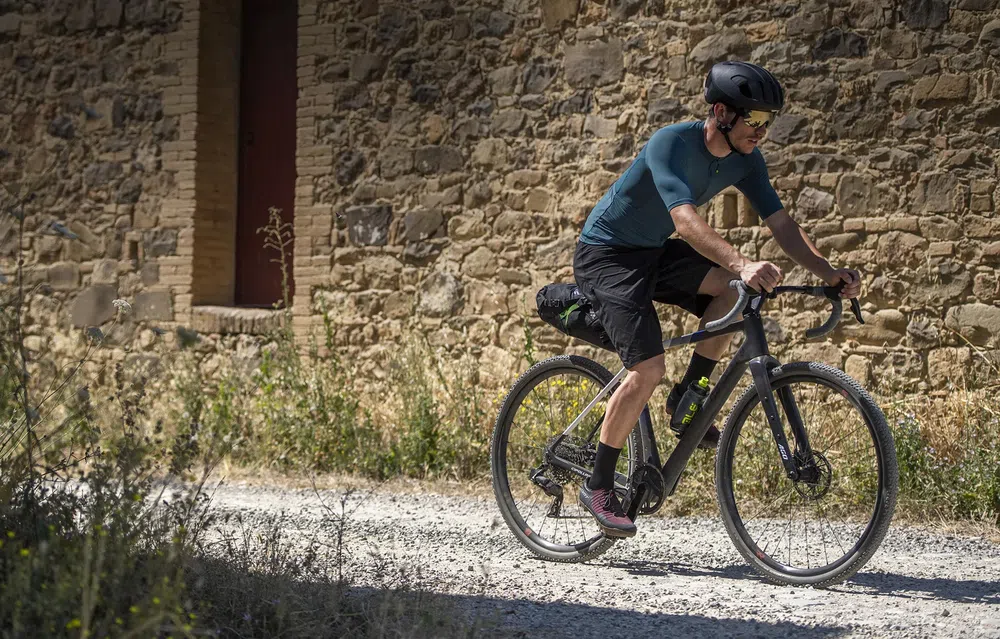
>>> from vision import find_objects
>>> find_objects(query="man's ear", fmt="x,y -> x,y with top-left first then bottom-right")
712,103 -> 728,120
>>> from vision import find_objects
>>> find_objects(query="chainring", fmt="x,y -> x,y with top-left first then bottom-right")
625,463 -> 666,516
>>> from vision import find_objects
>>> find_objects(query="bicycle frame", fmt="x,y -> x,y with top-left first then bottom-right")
545,291 -> 814,503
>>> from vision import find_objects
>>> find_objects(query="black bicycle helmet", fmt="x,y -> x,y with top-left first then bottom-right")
704,61 -> 784,112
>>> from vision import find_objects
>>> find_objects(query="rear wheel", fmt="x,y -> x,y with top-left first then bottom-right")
490,355 -> 648,563
716,362 -> 898,587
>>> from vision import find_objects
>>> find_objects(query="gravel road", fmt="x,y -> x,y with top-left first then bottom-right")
205,482 -> 1000,638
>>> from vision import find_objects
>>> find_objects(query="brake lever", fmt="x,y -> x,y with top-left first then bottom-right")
825,283 -> 865,325
850,298 -> 865,325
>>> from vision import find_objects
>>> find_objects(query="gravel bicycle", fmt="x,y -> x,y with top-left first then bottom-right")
490,281 -> 898,587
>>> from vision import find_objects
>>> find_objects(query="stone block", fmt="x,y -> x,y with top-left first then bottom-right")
71,285 -> 118,327
492,110 -> 528,136
845,354 -> 872,385
144,229 -> 177,257
96,0 -> 123,28
135,290 -> 173,321
902,0 -> 950,29
564,40 -> 624,88
523,61 -> 557,93
945,303 -> 1000,345
472,138 -> 508,167
768,114 -> 809,145
875,232 -> 928,267
345,205 -> 391,246
48,263 -> 80,291
418,272 -> 464,317
796,187 -> 835,218
689,31 -> 751,71
525,188 -> 551,212
540,0 -> 579,28
463,247 -> 498,279
973,271 -> 998,299
584,115 -> 617,138
505,170 -> 546,189
92,259 -> 118,285
816,233 -> 861,252
836,174 -> 875,218
928,241 -> 954,256
403,209 -> 444,242
140,262 -> 159,286
812,28 -> 868,60
914,172 -> 958,212
489,66 -> 519,96
379,146 -> 414,179
927,347 -> 972,387
913,74 -> 971,104
879,29 -> 917,58
350,53 -> 384,83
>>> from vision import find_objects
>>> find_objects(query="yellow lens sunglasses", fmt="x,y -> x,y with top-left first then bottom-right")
743,110 -> 777,129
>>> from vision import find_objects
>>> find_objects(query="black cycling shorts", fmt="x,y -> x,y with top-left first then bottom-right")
573,239 -> 718,369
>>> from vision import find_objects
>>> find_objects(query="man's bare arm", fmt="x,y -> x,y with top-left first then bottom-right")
765,210 -> 836,280
765,209 -> 861,298
670,204 -> 783,292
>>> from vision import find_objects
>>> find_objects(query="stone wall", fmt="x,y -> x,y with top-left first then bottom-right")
303,0 -> 1000,392
0,0 -> 193,379
3,0 -> 1000,395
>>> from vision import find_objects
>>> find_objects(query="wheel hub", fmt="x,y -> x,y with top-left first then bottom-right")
794,450 -> 833,500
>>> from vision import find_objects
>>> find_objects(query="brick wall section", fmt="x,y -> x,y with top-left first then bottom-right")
192,0 -> 241,306
160,0 -> 200,319
293,0 -> 336,346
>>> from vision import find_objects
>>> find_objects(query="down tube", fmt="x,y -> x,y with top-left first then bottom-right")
661,358 -> 749,494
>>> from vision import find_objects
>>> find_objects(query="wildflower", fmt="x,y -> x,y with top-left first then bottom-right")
113,298 -> 132,314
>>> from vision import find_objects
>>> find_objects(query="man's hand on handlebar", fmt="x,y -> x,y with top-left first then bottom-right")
738,260 -> 783,293
825,268 -> 862,299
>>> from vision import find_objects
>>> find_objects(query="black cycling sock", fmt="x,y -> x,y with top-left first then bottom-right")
676,352 -> 718,398
588,442 -> 622,491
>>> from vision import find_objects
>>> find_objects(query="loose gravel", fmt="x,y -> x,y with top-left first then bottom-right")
204,482 -> 1000,638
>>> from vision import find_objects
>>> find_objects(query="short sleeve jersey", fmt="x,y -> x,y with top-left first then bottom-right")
579,121 -> 784,249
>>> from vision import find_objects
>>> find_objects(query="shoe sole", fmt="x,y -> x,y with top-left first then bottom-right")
597,523 -> 636,539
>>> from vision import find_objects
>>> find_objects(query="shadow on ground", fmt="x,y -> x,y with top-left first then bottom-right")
189,554 -> 849,638
607,558 -> 1000,605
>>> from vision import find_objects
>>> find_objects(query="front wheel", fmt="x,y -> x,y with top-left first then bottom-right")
716,361 -> 898,587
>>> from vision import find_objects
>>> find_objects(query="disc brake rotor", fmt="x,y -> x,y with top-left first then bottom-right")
794,451 -> 833,500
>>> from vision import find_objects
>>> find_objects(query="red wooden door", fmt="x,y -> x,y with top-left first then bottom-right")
236,0 -> 297,307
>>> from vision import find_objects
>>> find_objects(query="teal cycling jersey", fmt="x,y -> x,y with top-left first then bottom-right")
580,121 -> 784,249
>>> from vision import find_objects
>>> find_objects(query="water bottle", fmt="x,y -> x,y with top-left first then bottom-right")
670,377 -> 711,433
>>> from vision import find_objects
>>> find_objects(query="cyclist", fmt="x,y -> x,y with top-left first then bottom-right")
574,61 -> 862,538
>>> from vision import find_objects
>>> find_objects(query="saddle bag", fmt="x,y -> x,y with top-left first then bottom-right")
535,283 -> 614,352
